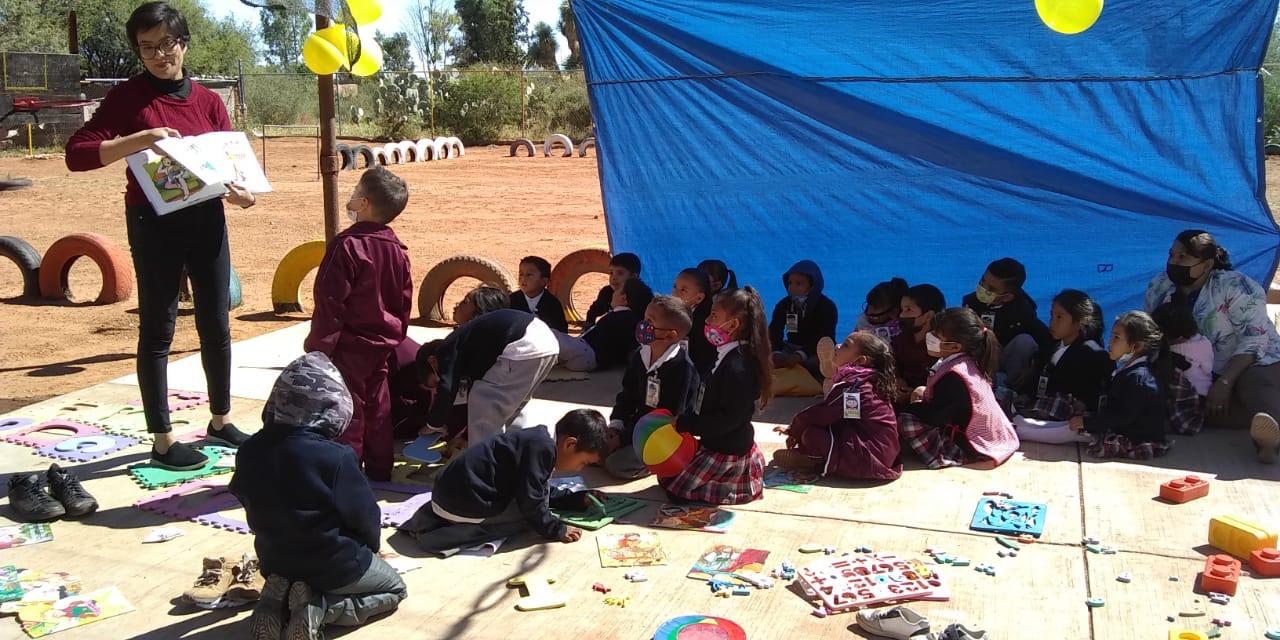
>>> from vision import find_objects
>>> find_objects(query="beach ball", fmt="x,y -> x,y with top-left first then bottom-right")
350,34 -> 383,77
633,409 -> 696,478
347,0 -> 383,26
1035,0 -> 1103,35
302,28 -> 347,75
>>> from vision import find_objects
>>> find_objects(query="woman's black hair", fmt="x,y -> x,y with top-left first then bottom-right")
866,277 -> 909,312
1052,289 -> 1105,343
676,267 -> 713,317
1175,229 -> 1233,271
127,2 -> 190,48
698,259 -> 738,293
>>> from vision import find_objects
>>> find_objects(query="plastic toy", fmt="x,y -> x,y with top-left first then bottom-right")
1210,618 -> 1231,627
624,571 -> 648,583
1179,597 -> 1206,617
795,554 -> 941,613
653,616 -> 747,640
1265,629 -> 1280,640
1206,592 -> 1230,605
1116,572 -> 1131,583
552,495 -> 645,530
1085,597 -> 1104,608
401,433 -> 443,464
2,419 -> 103,449
1248,547 -> 1280,577
1207,515 -> 1277,559
603,595 -> 630,607
799,543 -> 822,553
507,576 -> 565,611
127,447 -> 232,489
970,498 -> 1047,537
592,583 -> 610,594
1199,555 -> 1241,596
34,434 -> 138,462
632,409 -> 696,477
1159,475 -> 1210,503
1169,631 -> 1207,640
996,536 -> 1018,549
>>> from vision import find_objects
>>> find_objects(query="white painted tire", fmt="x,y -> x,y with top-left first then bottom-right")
384,144 -> 406,165
395,140 -> 416,162
371,147 -> 389,165
433,137 -> 451,160
414,138 -> 435,161
544,133 -> 574,157
446,136 -> 465,158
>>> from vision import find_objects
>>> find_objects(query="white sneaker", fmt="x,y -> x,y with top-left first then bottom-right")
926,623 -> 989,640
1250,413 -> 1280,464
855,606 -> 930,639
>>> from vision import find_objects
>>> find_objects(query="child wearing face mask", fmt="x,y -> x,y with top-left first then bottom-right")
892,284 -> 946,401
304,167 -> 413,481
1068,312 -> 1175,459
775,332 -> 902,481
603,296 -> 699,479
555,278 -> 654,371
769,260 -> 839,382
897,308 -> 1020,469
855,277 -> 909,341
661,287 -> 773,505
673,268 -> 715,374
962,258 -> 1053,389
698,259 -> 738,296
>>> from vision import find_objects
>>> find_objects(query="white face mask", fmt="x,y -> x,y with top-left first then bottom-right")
925,332 -> 943,353
346,209 -> 359,223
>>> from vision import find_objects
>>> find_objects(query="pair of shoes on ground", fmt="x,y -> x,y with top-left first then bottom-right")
150,421 -> 252,471
183,553 -> 264,610
249,576 -> 325,640
6,464 -> 98,522
1251,413 -> 1280,464
856,606 -> 989,640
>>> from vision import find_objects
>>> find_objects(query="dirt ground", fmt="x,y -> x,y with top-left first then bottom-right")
0,140 -> 609,412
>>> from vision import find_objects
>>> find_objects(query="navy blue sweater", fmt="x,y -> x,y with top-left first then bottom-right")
611,344 -> 699,446
1084,359 -> 1168,444
229,424 -> 381,591
679,346 -> 758,456
509,290 -> 569,333
962,290 -> 1053,350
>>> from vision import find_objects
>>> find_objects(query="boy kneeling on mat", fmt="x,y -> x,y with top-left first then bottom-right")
398,409 -> 609,555
231,352 -> 406,640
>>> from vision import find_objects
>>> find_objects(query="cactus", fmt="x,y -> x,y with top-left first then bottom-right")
369,75 -> 431,139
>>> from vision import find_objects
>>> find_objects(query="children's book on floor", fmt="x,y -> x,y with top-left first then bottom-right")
0,570 -> 81,614
17,585 -> 134,638
438,538 -> 507,559
0,524 -> 53,550
686,545 -> 770,584
763,467 -> 818,493
597,532 -> 668,567
126,132 -> 271,216
648,505 -> 736,533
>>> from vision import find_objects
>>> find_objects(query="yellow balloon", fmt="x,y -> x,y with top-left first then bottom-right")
347,0 -> 383,26
302,34 -> 345,75
315,23 -> 351,59
350,35 -> 383,77
1035,0 -> 1103,35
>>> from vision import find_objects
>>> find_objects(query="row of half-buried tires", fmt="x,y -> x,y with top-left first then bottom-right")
0,234 -> 241,308
271,242 -> 611,324
336,136 -> 465,171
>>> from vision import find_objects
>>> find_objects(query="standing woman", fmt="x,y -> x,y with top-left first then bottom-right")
65,2 -> 256,469
1145,229 -> 1280,463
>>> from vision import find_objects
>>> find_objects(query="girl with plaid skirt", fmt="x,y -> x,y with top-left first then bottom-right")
1069,312 -> 1174,459
660,287 -> 772,505
898,308 -> 1020,469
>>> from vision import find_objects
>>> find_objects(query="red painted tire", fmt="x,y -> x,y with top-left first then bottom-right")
38,233 -> 133,304
548,247 -> 611,322
0,235 -> 41,297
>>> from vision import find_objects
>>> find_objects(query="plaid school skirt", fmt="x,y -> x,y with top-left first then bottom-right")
1015,393 -> 1080,422
1086,434 -> 1172,460
897,412 -> 977,469
658,444 -> 765,505
1167,370 -> 1204,436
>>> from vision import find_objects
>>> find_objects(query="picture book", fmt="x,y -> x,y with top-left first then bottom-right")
0,524 -> 53,550
1,566 -> 20,603
686,545 -> 771,584
126,132 -> 271,216
648,505 -> 735,533
0,570 -> 82,614
438,537 -> 506,559
596,532 -> 668,567
17,586 -> 134,638
763,467 -> 818,493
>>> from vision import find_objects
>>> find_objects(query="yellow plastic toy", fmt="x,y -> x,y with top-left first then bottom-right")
1168,630 -> 1207,640
1208,515 -> 1277,560
507,576 -> 565,612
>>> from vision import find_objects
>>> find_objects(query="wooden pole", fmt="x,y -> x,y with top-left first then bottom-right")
317,15 -> 340,243
67,11 -> 79,55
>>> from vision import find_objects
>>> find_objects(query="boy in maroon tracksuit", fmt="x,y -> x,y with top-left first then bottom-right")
304,167 -> 413,481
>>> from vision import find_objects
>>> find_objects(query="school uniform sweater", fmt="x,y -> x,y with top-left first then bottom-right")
304,222 -> 413,355
610,343 -> 699,445
786,366 -> 902,480
585,285 -> 614,326
420,309 -> 536,427
583,306 -> 642,370
901,354 -> 1020,464
769,261 -> 839,357
1083,357 -> 1168,444
1023,339 -> 1114,410
962,290 -> 1053,349
687,302 -> 716,374
509,289 -> 569,333
65,73 -> 232,207
892,330 -> 937,390
679,342 -> 758,456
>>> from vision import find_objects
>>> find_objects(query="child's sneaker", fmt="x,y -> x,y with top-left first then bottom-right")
856,605 -> 930,639
152,441 -> 209,471
6,473 -> 65,522
816,337 -> 837,379
772,449 -> 820,473
226,553 -> 265,602
284,580 -> 322,640
925,623 -> 989,640
1250,413 -> 1280,464
206,422 -> 251,448
184,556 -> 234,608
46,463 -> 98,517
248,575 -> 290,640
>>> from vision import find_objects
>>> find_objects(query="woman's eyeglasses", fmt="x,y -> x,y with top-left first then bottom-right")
137,37 -> 187,60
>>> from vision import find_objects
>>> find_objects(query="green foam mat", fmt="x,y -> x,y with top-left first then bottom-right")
127,447 -> 232,489
553,496 -> 647,531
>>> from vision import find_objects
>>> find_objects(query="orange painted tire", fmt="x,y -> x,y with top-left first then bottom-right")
38,233 -> 133,304
549,247 -> 611,322
418,255 -> 515,323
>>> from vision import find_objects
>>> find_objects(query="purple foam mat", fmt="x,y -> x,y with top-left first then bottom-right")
34,434 -> 139,462
134,479 -> 239,518
380,492 -> 434,528
194,512 -> 251,535
129,390 -> 210,413
0,417 -> 34,432
1,419 -> 103,448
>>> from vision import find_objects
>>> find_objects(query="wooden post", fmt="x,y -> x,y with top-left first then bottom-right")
67,11 -> 79,54
317,15 -> 340,243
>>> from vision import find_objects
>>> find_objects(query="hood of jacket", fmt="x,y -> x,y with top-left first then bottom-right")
782,260 -> 825,297
261,351 -> 353,439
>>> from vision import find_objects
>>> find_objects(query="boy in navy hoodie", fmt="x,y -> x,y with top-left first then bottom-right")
962,257 -> 1053,388
398,408 -> 610,554
769,260 -> 839,382
232,352 -> 406,640
304,167 -> 413,482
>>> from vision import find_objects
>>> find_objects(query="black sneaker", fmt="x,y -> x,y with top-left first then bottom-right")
283,581 -> 323,640
46,464 -> 98,518
205,422 -> 251,448
6,473 -> 65,522
151,441 -> 209,471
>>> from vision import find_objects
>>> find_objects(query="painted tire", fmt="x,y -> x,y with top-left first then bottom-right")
38,232 -> 133,304
336,144 -> 355,171
415,138 -> 435,161
579,137 -> 596,158
548,247 -> 611,322
509,138 -> 536,157
446,136 -> 465,158
433,137 -> 451,160
352,145 -> 377,169
399,140 -> 420,162
271,240 -> 326,314
0,235 -> 42,297
1266,143 -> 1280,156
384,143 -> 406,165
544,133 -> 574,157
418,255 -> 515,323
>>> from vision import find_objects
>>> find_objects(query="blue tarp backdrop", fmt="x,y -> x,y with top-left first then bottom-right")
573,0 -> 1280,337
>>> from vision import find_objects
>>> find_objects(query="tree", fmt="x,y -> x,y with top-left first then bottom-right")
375,31 -> 415,72
558,0 -> 580,69
406,0 -> 460,72
0,0 -> 74,54
258,7 -> 310,70
526,22 -> 557,70
71,0 -> 256,78
453,0 -> 528,65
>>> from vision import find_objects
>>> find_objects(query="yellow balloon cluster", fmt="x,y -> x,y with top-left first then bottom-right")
1035,0 -> 1103,35
301,0 -> 385,76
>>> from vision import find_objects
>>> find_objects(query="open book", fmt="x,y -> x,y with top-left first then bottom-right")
126,132 -> 271,216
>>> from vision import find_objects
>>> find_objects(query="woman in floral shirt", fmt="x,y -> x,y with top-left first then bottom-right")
1145,230 -> 1280,463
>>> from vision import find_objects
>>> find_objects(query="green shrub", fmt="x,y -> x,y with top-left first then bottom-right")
526,75 -> 593,141
435,69 -> 522,144
244,74 -> 318,126
1264,74 -> 1280,144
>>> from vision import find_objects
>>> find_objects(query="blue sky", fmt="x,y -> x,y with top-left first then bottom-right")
208,0 -> 569,67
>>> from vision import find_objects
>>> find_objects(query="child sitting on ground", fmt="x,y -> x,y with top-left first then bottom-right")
556,278 -> 654,371
672,267 -> 715,374
604,295 -> 699,479
769,260 -> 838,382
1152,302 -> 1214,399
1069,312 -> 1176,459
898,308 -> 1020,469
661,287 -> 772,505
962,258 -> 1054,389
892,284 -> 945,401
777,332 -> 902,481
232,352 -> 406,640
585,252 -> 643,326
303,166 -> 413,481
510,255 -> 568,333
398,409 -> 610,555
856,277 -> 909,341
698,259 -> 738,296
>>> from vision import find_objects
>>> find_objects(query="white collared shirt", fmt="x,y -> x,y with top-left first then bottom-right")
930,352 -> 962,374
642,342 -> 685,373
712,340 -> 742,374
523,290 -> 545,313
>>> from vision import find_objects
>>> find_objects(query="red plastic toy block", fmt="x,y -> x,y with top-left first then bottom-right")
1248,548 -> 1280,577
1159,475 -> 1210,503
1199,554 -> 1241,596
